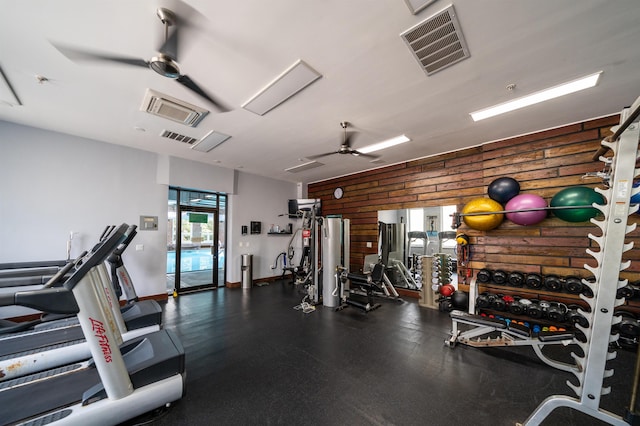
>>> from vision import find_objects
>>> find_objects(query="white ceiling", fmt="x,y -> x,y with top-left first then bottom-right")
1,0 -> 639,184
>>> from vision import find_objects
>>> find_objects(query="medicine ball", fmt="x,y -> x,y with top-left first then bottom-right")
543,275 -> 562,292
477,269 -> 492,283
452,291 -> 469,310
564,276 -> 584,294
550,186 -> 605,222
461,198 -> 505,231
525,273 -> 543,289
439,284 -> 455,297
507,271 -> 525,287
488,177 -> 520,205
505,193 -> 548,226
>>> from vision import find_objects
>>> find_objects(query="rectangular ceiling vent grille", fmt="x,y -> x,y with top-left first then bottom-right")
160,130 -> 198,145
400,4 -> 470,75
141,88 -> 209,127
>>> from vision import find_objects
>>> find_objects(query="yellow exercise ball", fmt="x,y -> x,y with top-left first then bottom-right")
461,197 -> 504,231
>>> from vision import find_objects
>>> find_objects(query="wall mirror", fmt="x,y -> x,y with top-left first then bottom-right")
377,205 -> 457,290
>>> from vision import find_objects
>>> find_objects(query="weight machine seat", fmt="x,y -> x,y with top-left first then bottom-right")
538,331 -> 574,342
450,310 -> 507,329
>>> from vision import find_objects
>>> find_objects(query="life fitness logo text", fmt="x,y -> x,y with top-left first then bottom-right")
90,317 -> 112,363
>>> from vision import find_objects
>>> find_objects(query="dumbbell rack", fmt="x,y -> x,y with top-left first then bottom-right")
522,99 -> 640,425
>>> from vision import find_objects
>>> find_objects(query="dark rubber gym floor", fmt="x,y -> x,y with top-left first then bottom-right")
140,281 -> 637,426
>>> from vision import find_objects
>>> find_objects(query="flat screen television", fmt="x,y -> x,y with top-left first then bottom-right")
288,198 -> 321,219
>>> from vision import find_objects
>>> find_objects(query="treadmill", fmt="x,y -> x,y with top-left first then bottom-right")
0,225 -> 162,381
0,224 -> 185,426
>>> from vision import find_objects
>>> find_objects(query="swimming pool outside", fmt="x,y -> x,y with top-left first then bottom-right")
167,248 -> 225,273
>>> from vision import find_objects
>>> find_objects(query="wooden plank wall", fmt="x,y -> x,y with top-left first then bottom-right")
308,115 -> 640,305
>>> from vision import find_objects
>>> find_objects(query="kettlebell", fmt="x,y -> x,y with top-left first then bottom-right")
525,273 -> 543,289
564,276 -> 584,294
543,275 -> 562,292
477,269 -> 492,283
507,271 -> 525,287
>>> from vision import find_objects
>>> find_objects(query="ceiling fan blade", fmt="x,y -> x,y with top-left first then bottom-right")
306,151 -> 337,160
351,150 -> 379,159
176,74 -> 230,111
52,43 -> 149,68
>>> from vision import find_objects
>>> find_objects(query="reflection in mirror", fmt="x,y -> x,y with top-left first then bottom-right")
377,206 -> 457,291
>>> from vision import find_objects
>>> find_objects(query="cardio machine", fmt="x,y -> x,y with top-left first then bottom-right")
0,225 -> 162,381
0,224 -> 185,426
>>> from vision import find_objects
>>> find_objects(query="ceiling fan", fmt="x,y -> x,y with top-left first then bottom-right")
307,122 -> 379,160
52,7 -> 229,111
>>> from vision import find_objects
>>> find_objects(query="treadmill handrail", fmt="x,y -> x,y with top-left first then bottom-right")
64,224 -> 128,290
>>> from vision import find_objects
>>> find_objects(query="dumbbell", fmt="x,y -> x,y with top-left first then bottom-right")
546,302 -> 567,322
439,297 -> 453,312
477,269 -> 492,283
507,271 -> 525,287
527,299 -> 543,319
490,294 -> 507,311
566,304 -> 589,328
617,285 -> 635,300
616,311 -> 640,337
476,292 -> 492,309
492,270 -> 508,285
543,275 -> 562,292
509,297 -> 531,315
564,276 -> 584,294
525,273 -> 543,289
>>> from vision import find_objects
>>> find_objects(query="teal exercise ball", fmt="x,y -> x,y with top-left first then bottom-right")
550,186 -> 605,222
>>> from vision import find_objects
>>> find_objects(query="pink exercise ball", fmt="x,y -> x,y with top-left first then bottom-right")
505,193 -> 548,226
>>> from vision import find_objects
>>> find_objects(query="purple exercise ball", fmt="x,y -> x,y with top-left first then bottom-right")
505,193 -> 548,226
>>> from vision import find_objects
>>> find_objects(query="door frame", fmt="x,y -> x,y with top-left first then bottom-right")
174,205 -> 220,293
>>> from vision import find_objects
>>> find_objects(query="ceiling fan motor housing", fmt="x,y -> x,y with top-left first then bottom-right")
150,54 -> 180,78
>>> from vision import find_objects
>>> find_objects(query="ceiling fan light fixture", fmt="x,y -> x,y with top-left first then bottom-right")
149,54 -> 180,78
358,135 -> 411,154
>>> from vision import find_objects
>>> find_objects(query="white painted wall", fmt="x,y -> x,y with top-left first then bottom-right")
227,171 -> 299,283
0,121 -> 298,318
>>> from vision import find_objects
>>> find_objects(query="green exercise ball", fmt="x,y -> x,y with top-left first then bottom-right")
550,186 -> 604,222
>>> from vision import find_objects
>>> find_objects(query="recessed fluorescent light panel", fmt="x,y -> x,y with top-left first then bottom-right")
191,130 -> 231,152
242,59 -> 322,116
470,71 -> 602,122
358,135 -> 411,154
285,161 -> 324,173
404,0 -> 437,15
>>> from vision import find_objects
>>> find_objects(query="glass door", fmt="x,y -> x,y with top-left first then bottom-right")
173,206 -> 219,293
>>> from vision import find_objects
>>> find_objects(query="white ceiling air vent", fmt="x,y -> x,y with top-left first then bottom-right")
400,4 -> 470,75
141,88 -> 209,127
160,129 -> 198,145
